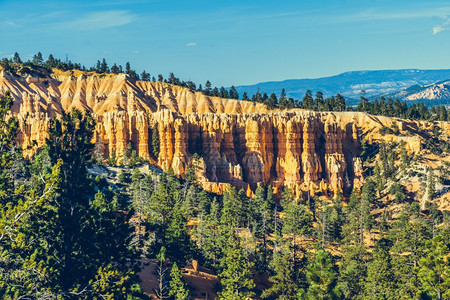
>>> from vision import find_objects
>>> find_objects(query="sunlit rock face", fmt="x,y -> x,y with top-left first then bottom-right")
3,69 -> 436,196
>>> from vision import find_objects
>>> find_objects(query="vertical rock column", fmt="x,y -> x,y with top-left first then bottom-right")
280,118 -> 303,190
324,120 -> 347,195
171,117 -> 190,176
242,117 -> 265,184
155,110 -> 176,172
301,117 -> 322,188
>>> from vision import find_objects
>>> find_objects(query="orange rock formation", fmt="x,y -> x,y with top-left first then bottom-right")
1,68 -> 443,197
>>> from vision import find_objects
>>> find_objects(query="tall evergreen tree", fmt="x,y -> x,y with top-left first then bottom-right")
111,63 -> 119,73
301,250 -> 340,300
32,52 -> 44,66
100,58 -> 108,73
282,191 -> 312,264
204,80 -> 212,95
166,201 -> 192,262
46,54 -> 57,68
364,239 -> 395,299
338,245 -> 367,299
229,86 -> 239,99
262,242 -> 300,299
416,235 -> 450,300
169,262 -> 189,300
126,62 -> 131,74
219,86 -> 228,98
0,91 -> 18,200
151,125 -> 160,158
315,91 -> 324,111
12,52 -> 21,64
336,93 -> 346,112
302,90 -> 314,109
218,234 -> 255,300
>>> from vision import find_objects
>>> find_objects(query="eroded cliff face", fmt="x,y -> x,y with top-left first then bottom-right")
1,68 -> 440,196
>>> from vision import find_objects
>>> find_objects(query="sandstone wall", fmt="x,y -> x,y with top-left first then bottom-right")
2,69 -> 444,196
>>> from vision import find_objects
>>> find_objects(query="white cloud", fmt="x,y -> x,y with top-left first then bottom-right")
432,16 -> 450,35
433,25 -> 445,34
186,42 -> 198,47
64,10 -> 135,30
4,21 -> 20,27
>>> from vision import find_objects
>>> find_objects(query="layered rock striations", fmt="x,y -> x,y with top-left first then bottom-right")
1,68 -> 442,196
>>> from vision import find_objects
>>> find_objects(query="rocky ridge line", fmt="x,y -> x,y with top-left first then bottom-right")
1,68 -> 440,196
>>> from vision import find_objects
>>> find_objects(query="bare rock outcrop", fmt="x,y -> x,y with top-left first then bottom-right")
2,68 -> 445,196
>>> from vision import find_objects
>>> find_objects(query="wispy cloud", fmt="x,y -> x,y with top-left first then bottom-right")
4,21 -> 20,27
433,25 -> 445,34
336,7 -> 450,23
432,16 -> 450,34
64,10 -> 135,30
186,42 -> 198,47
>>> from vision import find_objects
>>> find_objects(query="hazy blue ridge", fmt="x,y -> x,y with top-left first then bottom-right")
233,69 -> 450,105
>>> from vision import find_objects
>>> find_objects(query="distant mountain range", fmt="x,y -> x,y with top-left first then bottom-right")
234,69 -> 450,106
384,80 -> 450,106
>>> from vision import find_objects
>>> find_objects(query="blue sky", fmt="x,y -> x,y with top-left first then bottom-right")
1,0 -> 450,86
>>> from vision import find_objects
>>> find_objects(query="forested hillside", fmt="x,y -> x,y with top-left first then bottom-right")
1,86 -> 449,299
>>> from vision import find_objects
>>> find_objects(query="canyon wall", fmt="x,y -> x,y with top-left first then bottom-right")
1,68 -> 435,196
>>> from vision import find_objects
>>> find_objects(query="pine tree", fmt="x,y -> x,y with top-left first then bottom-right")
317,199 -> 343,247
111,63 -> 119,73
344,183 -> 374,246
211,87 -> 219,97
262,236 -> 301,299
315,91 -> 324,111
282,192 -> 312,263
130,170 -> 153,258
1,108 -> 138,298
358,90 -> 368,111
229,86 -> 239,99
100,58 -> 108,73
336,93 -> 346,112
46,54 -> 57,68
302,90 -> 314,109
166,201 -> 192,262
249,184 -> 272,269
416,235 -> 450,300
32,52 -> 43,66
218,234 -> 255,299
302,250 -> 340,300
0,91 -> 19,200
195,197 -> 221,268
427,167 -> 436,201
219,86 -> 228,98
364,239 -> 395,299
266,93 -> 278,108
169,262 -> 189,300
141,70 -> 150,81
204,80 -> 212,95
221,186 -> 243,227
13,52 -> 21,64
388,209 -> 430,298
337,245 -> 367,299
151,125 -> 160,158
